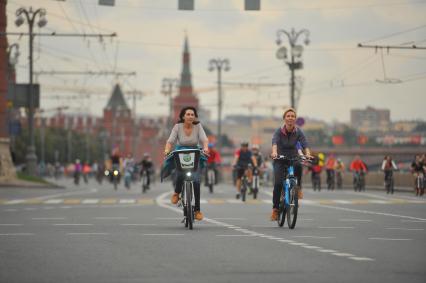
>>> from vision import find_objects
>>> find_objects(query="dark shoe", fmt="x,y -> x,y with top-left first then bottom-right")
236,193 -> 240,199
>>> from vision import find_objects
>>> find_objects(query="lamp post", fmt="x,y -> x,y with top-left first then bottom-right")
6,43 -> 20,153
15,7 -> 47,175
276,28 -> 309,109
161,78 -> 179,127
208,59 -> 230,154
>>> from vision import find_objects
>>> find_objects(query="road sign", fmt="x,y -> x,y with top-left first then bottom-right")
296,117 -> 305,127
7,83 -> 40,108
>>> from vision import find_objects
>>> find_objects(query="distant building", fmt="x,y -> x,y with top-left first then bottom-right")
350,106 -> 390,132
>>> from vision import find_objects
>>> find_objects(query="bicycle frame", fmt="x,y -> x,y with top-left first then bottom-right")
283,164 -> 298,207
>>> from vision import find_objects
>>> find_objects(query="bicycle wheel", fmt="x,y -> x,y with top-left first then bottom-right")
277,191 -> 286,227
287,187 -> 298,229
253,175 -> 258,199
185,181 -> 193,230
241,178 -> 247,202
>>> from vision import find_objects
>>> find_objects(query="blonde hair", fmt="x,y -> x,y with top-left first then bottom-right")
283,107 -> 297,119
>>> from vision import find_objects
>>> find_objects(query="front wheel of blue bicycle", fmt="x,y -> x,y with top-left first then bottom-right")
277,201 -> 286,227
287,188 -> 298,229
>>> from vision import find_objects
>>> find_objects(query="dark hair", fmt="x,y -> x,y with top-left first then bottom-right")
178,106 -> 200,124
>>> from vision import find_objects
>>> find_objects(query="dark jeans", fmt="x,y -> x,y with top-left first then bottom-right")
272,160 -> 302,209
175,171 -> 201,211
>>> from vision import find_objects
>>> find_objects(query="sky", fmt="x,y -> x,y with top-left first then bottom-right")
6,0 -> 426,123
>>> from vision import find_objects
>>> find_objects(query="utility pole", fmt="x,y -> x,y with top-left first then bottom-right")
126,89 -> 144,156
161,78 -> 179,127
208,59 -> 230,154
276,28 -> 310,109
10,6 -> 117,175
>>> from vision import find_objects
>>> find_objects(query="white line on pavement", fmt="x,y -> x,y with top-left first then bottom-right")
308,203 -> 426,221
368,237 -> 412,241
319,227 -> 355,229
67,233 -> 109,235
0,224 -> 23,226
385,228 -> 424,231
143,234 -> 184,236
0,233 -> 34,236
121,224 -> 157,226
32,218 -> 65,220
349,257 -> 375,261
94,217 -> 128,220
400,220 -> 426,223
293,236 -> 336,239
216,234 -> 257,237
44,199 -> 64,204
339,219 -> 373,222
333,253 -> 355,257
155,191 -> 375,262
53,223 -> 93,226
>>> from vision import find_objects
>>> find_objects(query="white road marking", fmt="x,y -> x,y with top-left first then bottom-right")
121,224 -> 157,226
333,253 -> 355,257
94,217 -> 128,220
216,234 -> 257,237
349,257 -> 375,261
400,220 -> 426,223
293,236 -> 336,239
339,219 -> 372,222
32,217 -> 65,220
385,227 -> 424,231
308,203 -> 426,221
82,199 -> 99,204
5,200 -> 25,205
0,224 -> 23,226
0,233 -> 34,236
155,217 -> 182,220
155,191 -> 375,262
319,226 -> 355,229
333,200 -> 352,204
143,234 -> 184,236
53,223 -> 93,226
119,199 -> 136,204
368,237 -> 412,241
200,199 -> 208,204
67,233 -> 108,235
44,199 -> 64,204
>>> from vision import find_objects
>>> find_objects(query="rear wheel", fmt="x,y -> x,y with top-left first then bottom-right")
287,187 -> 298,229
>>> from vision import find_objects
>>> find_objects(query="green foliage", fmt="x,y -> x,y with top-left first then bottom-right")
16,172 -> 49,184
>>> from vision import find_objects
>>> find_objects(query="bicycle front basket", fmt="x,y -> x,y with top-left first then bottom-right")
173,149 -> 200,171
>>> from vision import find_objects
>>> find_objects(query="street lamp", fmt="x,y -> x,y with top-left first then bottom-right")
208,58 -> 230,154
15,7 -> 47,175
161,78 -> 179,127
276,28 -> 309,109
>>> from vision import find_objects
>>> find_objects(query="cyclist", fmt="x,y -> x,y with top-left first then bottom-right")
271,107 -> 312,221
74,159 -> 82,185
411,155 -> 425,196
381,155 -> 398,194
139,153 -> 154,187
309,154 -> 323,191
163,106 -> 209,221
109,147 -> 122,182
232,142 -> 258,199
205,143 -> 221,186
250,144 -> 264,194
335,158 -> 345,189
349,155 -> 368,191
325,154 -> 337,190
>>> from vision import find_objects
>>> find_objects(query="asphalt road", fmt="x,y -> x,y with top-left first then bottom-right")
0,177 -> 425,283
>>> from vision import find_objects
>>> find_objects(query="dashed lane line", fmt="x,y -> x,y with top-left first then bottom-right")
155,191 -> 375,263
385,227 -> 424,231
368,237 -> 412,241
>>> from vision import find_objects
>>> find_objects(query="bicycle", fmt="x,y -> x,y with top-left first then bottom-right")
166,148 -> 205,230
141,170 -> 150,193
384,170 -> 395,194
205,163 -> 216,194
252,167 -> 260,200
353,170 -> 365,192
275,155 -> 307,229
336,171 -> 343,189
414,172 -> 424,197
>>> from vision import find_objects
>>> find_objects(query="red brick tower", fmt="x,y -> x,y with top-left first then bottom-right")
173,36 -> 199,122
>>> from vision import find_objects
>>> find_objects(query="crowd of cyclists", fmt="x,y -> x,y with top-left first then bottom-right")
39,105 -> 424,222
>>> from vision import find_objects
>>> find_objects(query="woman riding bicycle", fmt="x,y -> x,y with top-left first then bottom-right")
163,106 -> 209,221
270,108 -> 312,221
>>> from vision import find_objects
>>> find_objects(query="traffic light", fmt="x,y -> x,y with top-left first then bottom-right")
99,0 -> 115,6
178,0 -> 194,10
245,0 -> 260,10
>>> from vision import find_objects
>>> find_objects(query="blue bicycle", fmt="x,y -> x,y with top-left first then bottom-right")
275,155 -> 306,229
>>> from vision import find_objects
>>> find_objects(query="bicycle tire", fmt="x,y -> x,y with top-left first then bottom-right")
241,179 -> 246,202
186,182 -> 193,230
287,187 -> 298,229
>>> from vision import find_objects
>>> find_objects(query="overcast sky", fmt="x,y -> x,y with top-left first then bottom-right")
6,0 -> 426,123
